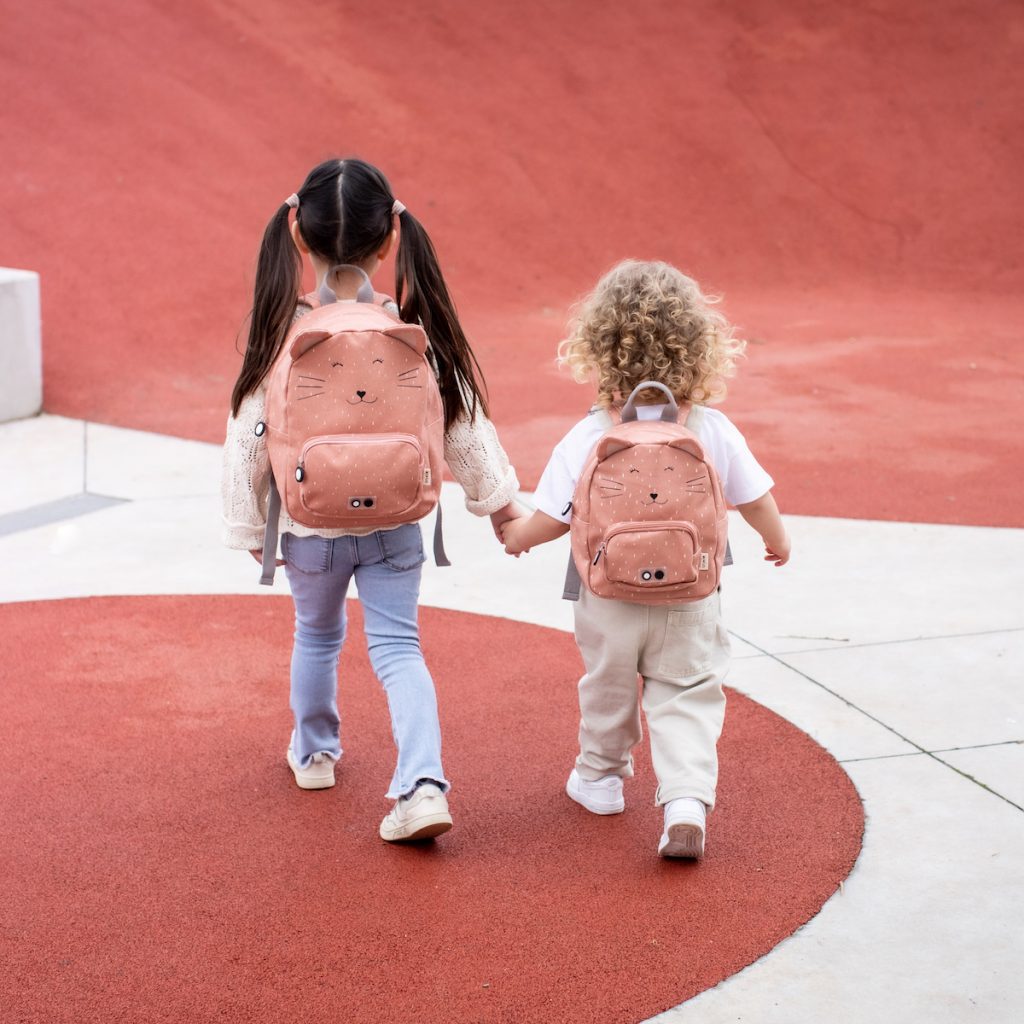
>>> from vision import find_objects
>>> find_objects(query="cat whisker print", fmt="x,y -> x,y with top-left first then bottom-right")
596,475 -> 625,498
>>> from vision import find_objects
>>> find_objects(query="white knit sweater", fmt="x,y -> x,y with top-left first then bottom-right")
220,362 -> 519,551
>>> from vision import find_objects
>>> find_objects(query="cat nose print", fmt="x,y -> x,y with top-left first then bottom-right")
356,390 -> 366,399
649,493 -> 658,500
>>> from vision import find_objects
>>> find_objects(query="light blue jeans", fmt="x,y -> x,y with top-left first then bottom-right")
282,524 -> 448,800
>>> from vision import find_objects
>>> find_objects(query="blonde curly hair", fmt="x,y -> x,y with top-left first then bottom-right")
558,260 -> 745,408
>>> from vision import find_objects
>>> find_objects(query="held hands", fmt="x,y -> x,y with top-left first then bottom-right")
499,516 -> 530,556
489,502 -> 528,557
499,509 -> 570,556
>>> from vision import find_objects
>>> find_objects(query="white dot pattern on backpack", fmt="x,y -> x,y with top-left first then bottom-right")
265,313 -> 444,531
571,422 -> 728,605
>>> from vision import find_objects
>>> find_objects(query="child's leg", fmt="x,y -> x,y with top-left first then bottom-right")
638,590 -> 730,809
573,589 -> 645,780
283,533 -> 355,766
352,524 -> 448,800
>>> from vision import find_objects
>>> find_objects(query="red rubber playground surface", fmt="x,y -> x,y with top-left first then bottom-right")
3,0 -> 1022,526
1,2 -> 1021,1021
2,597 -> 862,1024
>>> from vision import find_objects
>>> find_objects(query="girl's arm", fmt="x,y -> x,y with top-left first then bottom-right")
442,409 -> 525,537
220,389 -> 272,552
735,491 -> 791,566
500,510 -> 570,554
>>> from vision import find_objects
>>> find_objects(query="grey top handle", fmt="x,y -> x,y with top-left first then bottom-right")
620,380 -> 679,423
317,264 -> 375,306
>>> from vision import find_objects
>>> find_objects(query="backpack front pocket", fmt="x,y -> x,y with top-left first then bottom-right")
598,521 -> 701,589
296,434 -> 426,520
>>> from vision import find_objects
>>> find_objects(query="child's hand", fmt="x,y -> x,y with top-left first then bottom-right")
489,501 -> 527,544
764,535 -> 791,567
249,548 -> 285,567
499,518 -> 529,557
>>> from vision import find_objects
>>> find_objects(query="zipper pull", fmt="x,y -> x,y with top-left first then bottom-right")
562,501 -> 572,516
593,545 -> 604,566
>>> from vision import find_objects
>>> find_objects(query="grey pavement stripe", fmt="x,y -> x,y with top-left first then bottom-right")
0,492 -> 129,536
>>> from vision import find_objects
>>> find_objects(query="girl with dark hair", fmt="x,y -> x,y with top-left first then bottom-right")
222,158 -> 522,843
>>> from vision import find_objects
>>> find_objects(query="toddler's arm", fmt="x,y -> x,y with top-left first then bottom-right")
500,510 -> 570,555
735,491 -> 791,566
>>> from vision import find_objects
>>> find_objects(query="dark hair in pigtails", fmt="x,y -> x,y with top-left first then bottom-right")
231,156 -> 489,429
231,160 -> 343,416
230,203 -> 302,416
395,209 -> 489,430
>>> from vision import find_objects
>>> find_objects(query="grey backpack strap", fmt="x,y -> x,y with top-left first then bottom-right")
432,503 -> 450,567
562,553 -> 582,601
260,470 -> 282,586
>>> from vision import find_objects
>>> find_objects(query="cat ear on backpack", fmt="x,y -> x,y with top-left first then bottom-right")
289,329 -> 332,359
667,435 -> 705,459
384,325 -> 428,356
595,435 -> 635,460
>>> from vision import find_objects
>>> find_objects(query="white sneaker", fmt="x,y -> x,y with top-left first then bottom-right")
566,768 -> 625,815
286,745 -> 336,790
380,783 -> 453,842
658,797 -> 706,858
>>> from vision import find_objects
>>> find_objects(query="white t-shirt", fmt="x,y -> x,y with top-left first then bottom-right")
532,404 -> 774,524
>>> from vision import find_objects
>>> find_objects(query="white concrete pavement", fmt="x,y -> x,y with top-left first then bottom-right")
2,414 -> 1022,1023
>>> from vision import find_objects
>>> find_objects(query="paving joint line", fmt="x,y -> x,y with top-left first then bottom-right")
732,630 -> 1024,814
841,739 -> 1022,764
758,626 -> 1024,657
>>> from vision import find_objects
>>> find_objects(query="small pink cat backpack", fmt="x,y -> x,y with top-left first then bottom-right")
256,266 -> 446,584
567,381 -> 728,605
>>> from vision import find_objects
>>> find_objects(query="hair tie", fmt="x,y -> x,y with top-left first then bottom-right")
391,199 -> 406,216
284,193 -> 300,209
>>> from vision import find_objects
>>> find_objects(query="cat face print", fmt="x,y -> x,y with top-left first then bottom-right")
595,441 -> 708,520
290,333 -> 425,409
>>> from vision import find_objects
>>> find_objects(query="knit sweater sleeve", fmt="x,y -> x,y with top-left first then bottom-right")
220,389 -> 271,550
443,409 -> 520,516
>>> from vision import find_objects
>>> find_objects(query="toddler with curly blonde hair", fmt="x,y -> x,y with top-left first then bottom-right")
501,259 -> 789,859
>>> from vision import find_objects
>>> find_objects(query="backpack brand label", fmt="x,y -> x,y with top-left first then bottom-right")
700,552 -> 710,571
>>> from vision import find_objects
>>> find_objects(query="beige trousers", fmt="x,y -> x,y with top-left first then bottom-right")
572,587 -> 730,808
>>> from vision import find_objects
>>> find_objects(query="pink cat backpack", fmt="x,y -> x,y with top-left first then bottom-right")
567,381 -> 728,605
256,266 -> 446,584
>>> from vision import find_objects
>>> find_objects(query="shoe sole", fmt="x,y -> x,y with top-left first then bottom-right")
659,822 -> 705,859
286,751 -> 336,790
380,812 -> 453,843
565,778 -> 625,815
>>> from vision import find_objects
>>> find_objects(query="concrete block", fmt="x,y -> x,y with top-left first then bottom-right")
0,268 -> 42,422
